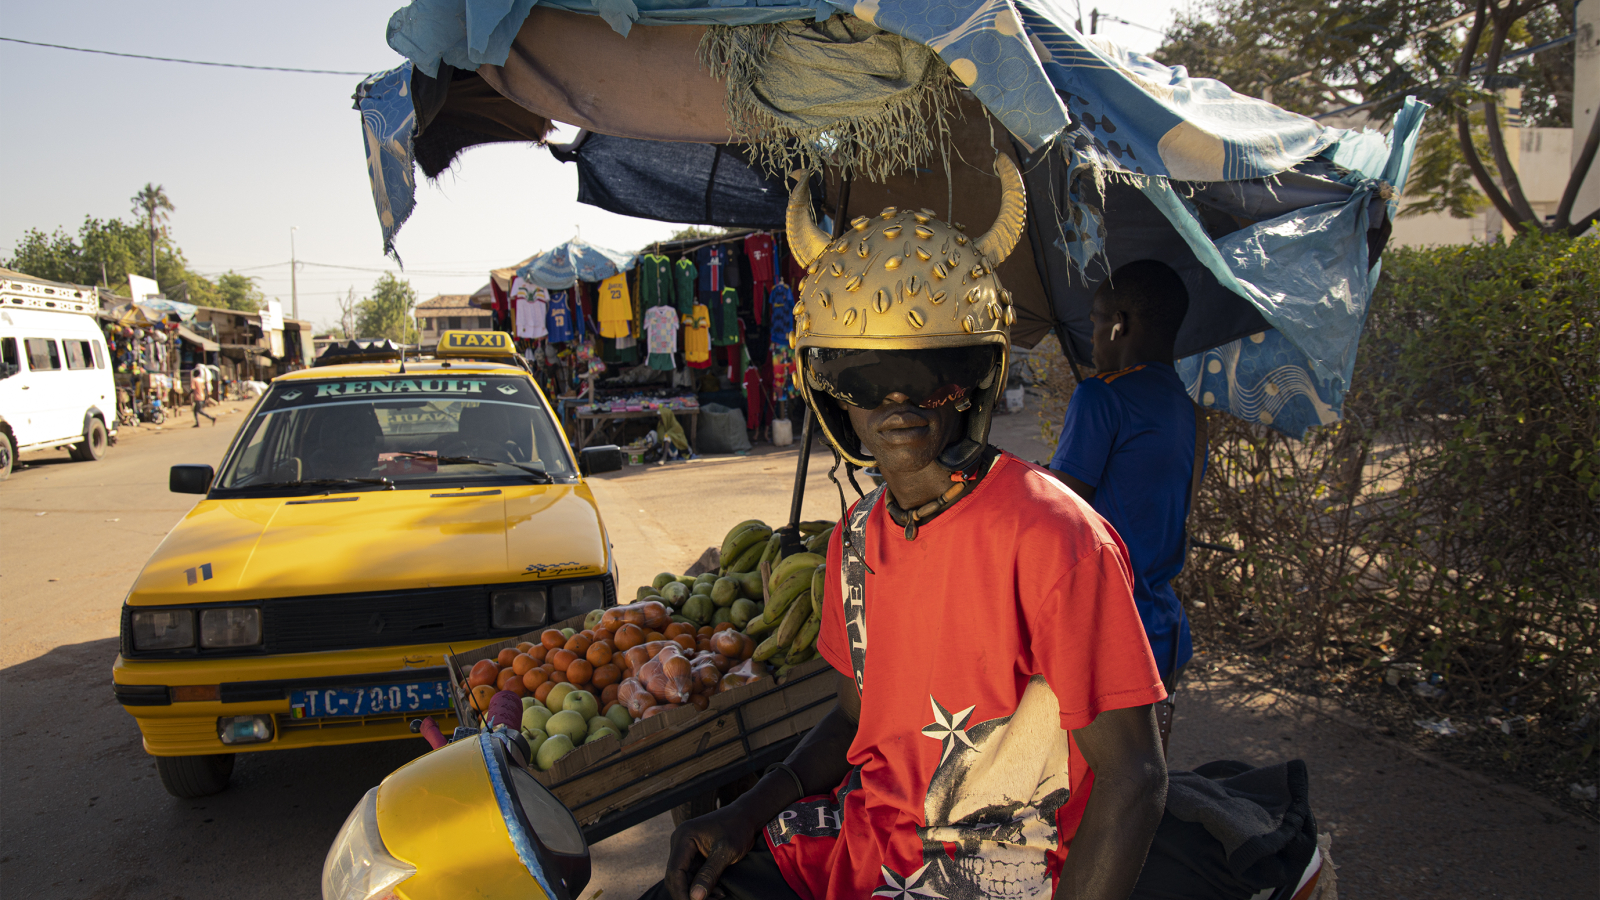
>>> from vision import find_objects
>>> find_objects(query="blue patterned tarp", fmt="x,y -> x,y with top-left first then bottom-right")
354,64 -> 418,259
516,238 -> 637,289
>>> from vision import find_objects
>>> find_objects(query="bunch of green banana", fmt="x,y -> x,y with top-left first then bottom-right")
751,561 -> 826,667
803,524 -> 835,553
796,520 -> 833,535
720,520 -> 773,574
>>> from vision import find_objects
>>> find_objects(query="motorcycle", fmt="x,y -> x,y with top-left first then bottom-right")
322,720 -> 590,900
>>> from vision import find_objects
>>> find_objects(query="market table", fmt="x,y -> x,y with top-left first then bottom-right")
570,408 -> 698,452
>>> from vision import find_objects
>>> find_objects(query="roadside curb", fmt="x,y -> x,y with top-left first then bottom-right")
1206,667 -> 1599,833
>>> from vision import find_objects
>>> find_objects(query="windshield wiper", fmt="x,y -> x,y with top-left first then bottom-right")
390,452 -> 553,483
254,477 -> 395,490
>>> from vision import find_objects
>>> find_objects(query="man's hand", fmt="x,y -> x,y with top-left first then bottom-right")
665,802 -> 763,900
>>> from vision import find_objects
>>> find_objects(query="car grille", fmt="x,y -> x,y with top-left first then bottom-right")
119,576 -> 615,659
263,587 -> 488,653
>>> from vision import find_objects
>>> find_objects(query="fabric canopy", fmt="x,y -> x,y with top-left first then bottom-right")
515,238 -> 637,289
177,325 -> 220,351
358,3 -> 1427,438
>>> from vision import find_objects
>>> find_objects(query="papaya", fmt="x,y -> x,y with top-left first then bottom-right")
694,572 -> 718,587
729,598 -> 759,630
734,570 -> 763,600
661,581 -> 690,609
711,607 -> 733,626
652,572 -> 677,591
682,594 -> 714,626
711,577 -> 740,608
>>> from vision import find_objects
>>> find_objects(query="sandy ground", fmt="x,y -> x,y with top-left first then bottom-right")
1,401 -> 1592,899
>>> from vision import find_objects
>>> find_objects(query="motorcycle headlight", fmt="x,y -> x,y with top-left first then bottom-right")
130,609 -> 195,650
549,580 -> 605,622
322,786 -> 416,900
199,608 -> 261,648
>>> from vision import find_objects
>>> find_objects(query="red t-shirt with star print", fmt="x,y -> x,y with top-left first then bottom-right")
763,452 -> 1165,900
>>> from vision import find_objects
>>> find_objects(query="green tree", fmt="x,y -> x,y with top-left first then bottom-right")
355,273 -> 420,343
130,183 -> 175,283
1156,0 -> 1592,232
212,272 -> 266,311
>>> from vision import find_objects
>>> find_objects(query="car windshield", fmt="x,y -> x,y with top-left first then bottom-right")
214,373 -> 575,492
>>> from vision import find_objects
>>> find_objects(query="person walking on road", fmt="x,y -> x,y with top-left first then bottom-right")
190,368 -> 216,427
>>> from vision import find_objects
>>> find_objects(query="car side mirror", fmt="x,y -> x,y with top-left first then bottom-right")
170,464 -> 215,495
577,445 -> 624,477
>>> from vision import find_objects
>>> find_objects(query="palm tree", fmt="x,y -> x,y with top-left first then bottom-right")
130,183 -> 175,285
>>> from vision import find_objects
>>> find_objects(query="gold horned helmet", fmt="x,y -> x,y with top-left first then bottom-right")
789,155 -> 1028,471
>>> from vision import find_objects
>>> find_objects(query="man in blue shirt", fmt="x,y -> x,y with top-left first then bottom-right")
1051,260 -> 1199,735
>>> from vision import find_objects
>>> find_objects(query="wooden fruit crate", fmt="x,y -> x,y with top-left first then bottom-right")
443,615 -> 838,839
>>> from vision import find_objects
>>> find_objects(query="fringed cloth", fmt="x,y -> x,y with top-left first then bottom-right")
699,15 -> 962,182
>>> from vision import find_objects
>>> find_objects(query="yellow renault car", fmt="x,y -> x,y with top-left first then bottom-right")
112,332 -> 619,798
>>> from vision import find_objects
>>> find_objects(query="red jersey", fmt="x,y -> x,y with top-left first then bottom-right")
765,453 -> 1165,900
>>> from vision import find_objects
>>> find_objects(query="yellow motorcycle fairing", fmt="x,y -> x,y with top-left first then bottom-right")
376,734 -> 559,900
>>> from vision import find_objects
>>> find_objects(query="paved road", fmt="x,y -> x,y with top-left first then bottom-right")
2,406 -> 1592,899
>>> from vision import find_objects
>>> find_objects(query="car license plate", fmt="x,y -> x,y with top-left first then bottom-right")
289,680 -> 451,719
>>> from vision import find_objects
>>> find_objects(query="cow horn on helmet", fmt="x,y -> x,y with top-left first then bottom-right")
786,172 -> 832,269
974,154 -> 1027,267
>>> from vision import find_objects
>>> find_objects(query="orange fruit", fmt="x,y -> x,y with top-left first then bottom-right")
601,683 -> 621,705
673,634 -> 696,652
664,623 -> 689,639
697,626 -> 713,638
579,629 -> 596,641
592,663 -> 622,689
696,637 -> 712,654
549,648 -> 578,672
496,648 -> 520,667
548,668 -> 568,684
566,659 -> 594,685
469,684 -> 497,712
540,629 -> 566,650
592,627 -> 615,643
527,645 -> 548,665
564,634 -> 593,656
497,667 -> 522,690
467,659 -> 500,688
534,681 -> 555,703
511,653 -> 538,676
712,621 -> 735,633
586,642 -> 614,667
499,676 -> 527,697
522,668 -> 549,692
645,631 -> 666,643
614,624 -> 645,651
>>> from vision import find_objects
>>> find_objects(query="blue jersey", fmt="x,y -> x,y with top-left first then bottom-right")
1050,362 -> 1198,678
546,290 -> 575,342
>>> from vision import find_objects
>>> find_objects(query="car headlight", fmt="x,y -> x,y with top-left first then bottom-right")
322,786 -> 415,900
130,609 -> 195,650
491,589 -> 546,630
200,608 -> 261,648
550,580 -> 605,622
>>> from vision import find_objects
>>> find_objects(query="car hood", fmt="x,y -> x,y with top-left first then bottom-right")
125,484 -> 611,605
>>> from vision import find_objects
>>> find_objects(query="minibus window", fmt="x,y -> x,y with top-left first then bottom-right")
24,338 -> 61,371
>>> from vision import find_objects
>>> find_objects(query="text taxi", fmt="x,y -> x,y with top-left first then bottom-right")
112,333 -> 618,798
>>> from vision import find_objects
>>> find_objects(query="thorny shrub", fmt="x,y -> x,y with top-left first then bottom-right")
1030,234 -> 1598,770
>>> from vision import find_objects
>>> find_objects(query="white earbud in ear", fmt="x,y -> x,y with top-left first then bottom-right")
1110,323 -> 1122,341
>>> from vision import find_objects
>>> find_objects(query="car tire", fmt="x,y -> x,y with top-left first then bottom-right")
73,419 -> 108,462
155,753 -> 235,798
0,430 -> 13,480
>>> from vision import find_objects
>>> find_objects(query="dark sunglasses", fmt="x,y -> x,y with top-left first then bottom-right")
805,346 -> 997,410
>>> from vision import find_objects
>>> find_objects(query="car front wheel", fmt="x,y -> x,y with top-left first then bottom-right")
155,753 -> 235,798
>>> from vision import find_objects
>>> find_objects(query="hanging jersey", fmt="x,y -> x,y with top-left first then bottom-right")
683,304 -> 712,368
767,283 -> 796,348
597,274 -> 632,339
674,258 -> 698,315
765,454 -> 1165,900
546,290 -> 574,342
713,287 -> 742,346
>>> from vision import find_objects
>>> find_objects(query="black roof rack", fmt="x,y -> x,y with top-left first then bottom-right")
314,339 -> 405,367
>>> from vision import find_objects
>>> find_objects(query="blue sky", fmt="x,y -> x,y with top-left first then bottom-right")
0,0 -> 1183,330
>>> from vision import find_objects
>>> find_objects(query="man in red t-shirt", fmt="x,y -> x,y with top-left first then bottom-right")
646,163 -> 1167,900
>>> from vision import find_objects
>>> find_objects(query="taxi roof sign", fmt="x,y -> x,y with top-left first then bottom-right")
435,330 -> 517,358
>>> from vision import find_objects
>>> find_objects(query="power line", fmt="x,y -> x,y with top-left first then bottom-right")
0,36 -> 372,75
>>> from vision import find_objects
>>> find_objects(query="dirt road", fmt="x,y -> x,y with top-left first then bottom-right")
1,406 -> 1592,899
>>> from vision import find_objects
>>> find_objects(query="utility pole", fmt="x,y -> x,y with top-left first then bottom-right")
290,226 -> 299,321
1090,7 -> 1098,33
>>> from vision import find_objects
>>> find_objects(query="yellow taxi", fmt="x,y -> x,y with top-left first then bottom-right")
112,332 -> 618,798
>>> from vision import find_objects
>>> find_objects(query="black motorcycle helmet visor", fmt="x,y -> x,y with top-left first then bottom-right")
806,346 -> 999,411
